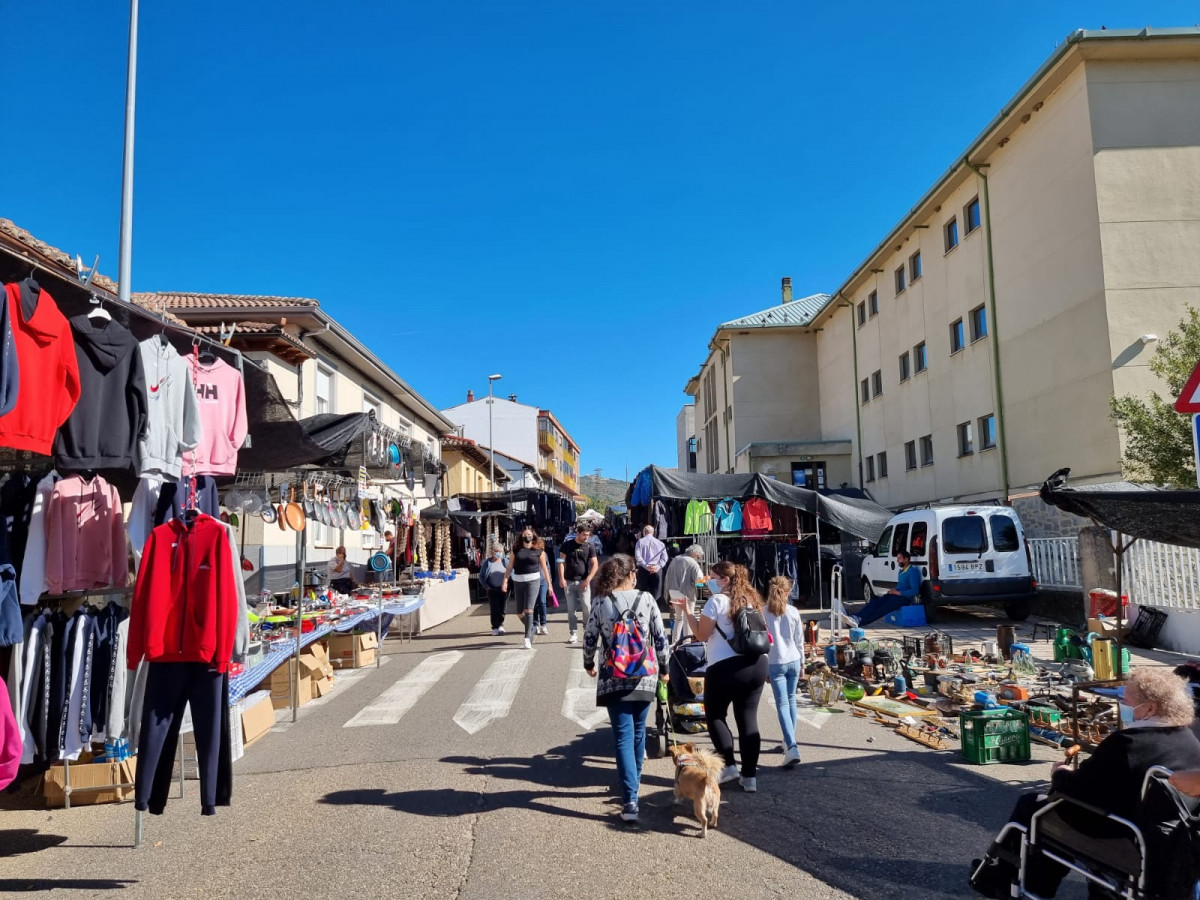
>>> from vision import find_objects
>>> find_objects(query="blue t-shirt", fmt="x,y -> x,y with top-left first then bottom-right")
896,565 -> 922,600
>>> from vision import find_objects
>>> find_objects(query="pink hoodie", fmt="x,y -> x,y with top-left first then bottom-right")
1,675 -> 21,790
183,357 -> 248,477
46,474 -> 128,594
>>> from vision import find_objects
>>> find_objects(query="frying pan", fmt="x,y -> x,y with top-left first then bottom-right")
284,485 -> 306,532
260,484 -> 277,524
346,490 -> 362,530
246,488 -> 264,515
320,486 -> 332,527
334,486 -> 348,530
303,483 -> 315,521
277,483 -> 289,532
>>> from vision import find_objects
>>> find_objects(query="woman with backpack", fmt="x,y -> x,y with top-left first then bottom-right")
583,554 -> 668,824
670,560 -> 769,793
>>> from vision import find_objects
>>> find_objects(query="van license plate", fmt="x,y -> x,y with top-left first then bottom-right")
950,561 -> 984,573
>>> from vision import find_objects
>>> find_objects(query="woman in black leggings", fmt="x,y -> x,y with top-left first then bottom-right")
670,560 -> 769,792
501,528 -> 554,650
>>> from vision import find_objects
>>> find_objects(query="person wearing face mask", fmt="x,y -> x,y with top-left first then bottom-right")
501,528 -> 555,650
670,560 -> 769,793
970,666 -> 1200,898
480,541 -> 510,636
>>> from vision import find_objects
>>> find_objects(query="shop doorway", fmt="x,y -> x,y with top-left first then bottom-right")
791,461 -> 827,490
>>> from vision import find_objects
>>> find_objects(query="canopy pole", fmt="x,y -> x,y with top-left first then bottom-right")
815,513 -> 823,610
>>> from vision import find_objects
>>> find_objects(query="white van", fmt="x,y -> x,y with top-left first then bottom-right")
860,506 -> 1036,621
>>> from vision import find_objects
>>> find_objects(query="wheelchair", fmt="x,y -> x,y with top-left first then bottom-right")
988,767 -> 1200,899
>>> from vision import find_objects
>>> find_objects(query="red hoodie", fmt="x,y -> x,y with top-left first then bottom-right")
0,283 -> 81,454
127,514 -> 239,672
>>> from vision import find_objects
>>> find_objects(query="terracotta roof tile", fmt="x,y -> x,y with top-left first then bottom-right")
0,217 -> 118,292
133,291 -> 320,310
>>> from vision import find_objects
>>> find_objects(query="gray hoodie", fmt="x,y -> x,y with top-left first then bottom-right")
137,338 -> 202,479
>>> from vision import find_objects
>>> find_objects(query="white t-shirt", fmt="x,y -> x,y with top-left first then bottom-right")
701,593 -> 738,667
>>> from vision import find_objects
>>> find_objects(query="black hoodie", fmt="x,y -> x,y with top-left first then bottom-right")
53,315 -> 148,473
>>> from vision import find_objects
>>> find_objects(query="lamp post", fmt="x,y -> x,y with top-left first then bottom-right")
487,374 -> 502,490
117,0 -> 139,301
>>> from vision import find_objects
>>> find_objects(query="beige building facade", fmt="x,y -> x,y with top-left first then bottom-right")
685,29 -> 1200,527
441,435 -> 510,496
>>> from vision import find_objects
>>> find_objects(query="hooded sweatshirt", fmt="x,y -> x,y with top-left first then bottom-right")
182,356 -> 247,477
45,474 -> 128,594
137,338 -> 202,479
0,282 -> 80,455
53,315 -> 148,473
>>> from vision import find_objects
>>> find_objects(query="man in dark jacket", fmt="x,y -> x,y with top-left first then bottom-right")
970,667 -> 1200,898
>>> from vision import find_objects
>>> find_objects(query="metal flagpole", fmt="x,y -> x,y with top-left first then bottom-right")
118,0 -> 138,302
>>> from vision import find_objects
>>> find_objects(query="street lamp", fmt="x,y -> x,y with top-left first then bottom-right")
487,374 -> 502,491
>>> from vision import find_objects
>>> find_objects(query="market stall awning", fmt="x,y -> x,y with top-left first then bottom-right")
628,466 -> 892,542
1039,467 -> 1200,550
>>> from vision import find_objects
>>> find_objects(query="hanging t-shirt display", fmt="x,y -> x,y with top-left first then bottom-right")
742,497 -> 772,536
0,281 -> 80,455
137,337 -> 202,479
182,356 -> 247,477
53,315 -> 148,473
714,498 -> 743,532
45,474 -> 128,594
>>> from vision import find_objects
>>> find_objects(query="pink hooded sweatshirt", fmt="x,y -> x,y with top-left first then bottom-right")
183,356 -> 248,477
46,474 -> 128,594
0,675 -> 20,790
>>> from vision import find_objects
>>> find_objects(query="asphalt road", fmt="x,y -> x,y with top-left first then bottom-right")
1,603 -> 1091,900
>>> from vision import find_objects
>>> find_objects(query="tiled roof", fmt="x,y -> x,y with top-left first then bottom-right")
193,321 -> 284,335
719,292 -> 832,329
132,291 -> 320,310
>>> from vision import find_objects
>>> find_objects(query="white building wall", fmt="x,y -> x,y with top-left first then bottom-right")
443,398 -> 539,470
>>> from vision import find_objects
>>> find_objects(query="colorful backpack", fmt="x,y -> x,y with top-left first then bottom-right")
606,593 -> 658,679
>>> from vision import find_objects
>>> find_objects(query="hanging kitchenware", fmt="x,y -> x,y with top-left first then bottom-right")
388,498 -> 402,520
284,485 -> 306,532
361,499 -> 372,531
220,510 -> 231,524
229,511 -> 240,528
404,464 -> 416,492
334,486 -> 348,529
246,486 -> 264,515
277,483 -> 289,532
346,491 -> 362,530
303,482 -> 315,521
369,551 -> 391,573
388,443 -> 400,468
260,484 -> 277,524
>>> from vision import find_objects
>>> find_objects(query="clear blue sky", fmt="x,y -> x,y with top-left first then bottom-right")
3,3 -> 1194,483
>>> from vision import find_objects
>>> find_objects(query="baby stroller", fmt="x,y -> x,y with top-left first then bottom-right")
646,634 -> 709,758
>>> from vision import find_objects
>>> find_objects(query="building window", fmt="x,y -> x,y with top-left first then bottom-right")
868,290 -> 879,318
877,451 -> 888,478
950,318 -> 965,354
909,251 -> 922,282
860,377 -> 870,405
865,455 -> 875,482
899,351 -> 911,383
857,301 -> 867,326
979,413 -> 996,450
363,392 -> 382,420
687,436 -> 697,471
905,440 -> 917,471
396,416 -> 413,440
969,304 -> 988,342
920,434 -> 934,467
958,421 -> 974,456
944,216 -> 958,252
894,266 -> 906,295
965,196 -> 981,233
315,364 -> 333,415
871,369 -> 883,398
913,341 -> 928,373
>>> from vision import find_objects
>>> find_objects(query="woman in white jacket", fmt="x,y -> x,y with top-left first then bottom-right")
764,576 -> 805,768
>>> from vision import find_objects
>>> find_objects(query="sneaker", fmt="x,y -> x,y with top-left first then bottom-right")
620,802 -> 639,823
491,628 -> 500,636
783,746 -> 801,768
740,776 -> 757,793
717,765 -> 739,784
568,631 -> 578,644
538,625 -> 547,635
523,638 -> 532,650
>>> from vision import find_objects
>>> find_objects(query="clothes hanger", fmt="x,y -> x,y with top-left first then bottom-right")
87,293 -> 112,322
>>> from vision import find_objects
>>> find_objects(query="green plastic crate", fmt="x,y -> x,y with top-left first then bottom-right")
959,708 -> 1031,765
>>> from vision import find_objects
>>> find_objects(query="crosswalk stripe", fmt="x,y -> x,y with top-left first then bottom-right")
453,649 -> 535,735
343,650 -> 463,728
561,666 -> 607,731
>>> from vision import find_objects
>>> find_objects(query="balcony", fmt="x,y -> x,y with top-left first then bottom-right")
538,430 -> 555,451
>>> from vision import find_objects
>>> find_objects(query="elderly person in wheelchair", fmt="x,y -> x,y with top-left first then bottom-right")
970,667 -> 1200,899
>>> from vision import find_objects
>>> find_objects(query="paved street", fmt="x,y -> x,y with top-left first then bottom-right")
2,603 -> 1101,900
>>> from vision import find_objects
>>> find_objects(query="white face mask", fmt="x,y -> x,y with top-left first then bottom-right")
1119,701 -> 1148,725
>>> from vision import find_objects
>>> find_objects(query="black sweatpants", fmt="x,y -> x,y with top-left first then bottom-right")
704,654 -> 769,777
136,662 -> 226,816
636,568 -> 662,603
487,587 -> 508,629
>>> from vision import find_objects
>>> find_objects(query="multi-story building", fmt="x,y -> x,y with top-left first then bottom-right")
442,391 -> 581,496
441,435 -> 511,495
676,404 -> 697,473
684,28 -> 1200,531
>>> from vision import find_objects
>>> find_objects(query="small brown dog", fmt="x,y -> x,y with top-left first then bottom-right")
668,742 -> 723,837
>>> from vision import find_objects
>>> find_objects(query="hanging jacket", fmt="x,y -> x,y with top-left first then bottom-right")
0,278 -> 18,419
742,497 -> 772,536
0,673 -> 19,790
0,563 -> 19,646
714,498 -> 743,532
45,474 -> 128,594
653,499 -> 669,540
53,316 -> 148,473
683,499 -> 713,535
137,338 -> 202,479
630,469 -> 653,507
59,612 -> 94,761
18,472 -> 58,605
0,282 -> 80,455
127,514 -> 239,673
182,357 -> 247,477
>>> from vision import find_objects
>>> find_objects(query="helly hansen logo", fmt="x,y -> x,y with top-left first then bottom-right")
198,383 -> 219,401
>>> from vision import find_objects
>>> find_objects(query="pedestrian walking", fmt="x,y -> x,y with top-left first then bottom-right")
558,523 -> 599,644
670,560 -> 768,793
764,575 -> 804,768
501,527 -> 555,650
480,542 -> 509,635
583,554 -> 668,824
663,544 -> 705,641
634,525 -> 667,603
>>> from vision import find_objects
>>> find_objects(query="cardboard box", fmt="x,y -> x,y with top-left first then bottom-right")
268,659 -> 313,710
328,631 -> 378,669
1087,617 -> 1132,639
307,642 -> 335,680
241,691 -> 275,747
43,757 -> 137,808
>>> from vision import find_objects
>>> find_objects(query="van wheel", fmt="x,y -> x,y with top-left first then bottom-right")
861,577 -> 875,602
1005,598 -> 1033,621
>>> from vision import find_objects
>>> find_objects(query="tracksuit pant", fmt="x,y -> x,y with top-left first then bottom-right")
135,662 -> 227,816
704,654 -> 769,777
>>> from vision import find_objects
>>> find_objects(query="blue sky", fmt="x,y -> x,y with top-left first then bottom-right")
3,3 -> 1194,482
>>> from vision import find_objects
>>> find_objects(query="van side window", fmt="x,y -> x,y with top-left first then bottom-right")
875,526 -> 893,558
943,516 -> 987,554
891,523 -> 910,557
990,515 -> 1020,552
910,521 -> 928,557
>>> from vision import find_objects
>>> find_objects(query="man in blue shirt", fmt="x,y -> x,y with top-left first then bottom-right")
853,551 -> 923,626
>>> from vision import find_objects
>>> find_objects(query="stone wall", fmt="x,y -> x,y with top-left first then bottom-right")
1010,494 -> 1090,539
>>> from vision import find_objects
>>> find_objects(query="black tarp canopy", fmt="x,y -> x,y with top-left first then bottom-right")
627,466 -> 892,543
1039,467 -> 1200,550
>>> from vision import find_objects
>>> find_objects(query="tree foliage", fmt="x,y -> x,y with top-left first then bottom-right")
1109,306 -> 1200,486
